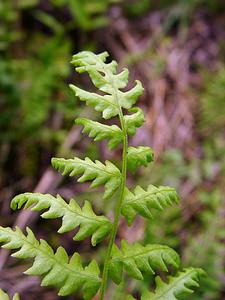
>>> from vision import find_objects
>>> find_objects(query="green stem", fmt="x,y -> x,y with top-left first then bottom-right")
99,109 -> 128,300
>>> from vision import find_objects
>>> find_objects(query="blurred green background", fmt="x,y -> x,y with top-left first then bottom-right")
0,0 -> 225,299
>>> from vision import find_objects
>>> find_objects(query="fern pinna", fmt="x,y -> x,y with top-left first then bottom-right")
0,51 -> 205,299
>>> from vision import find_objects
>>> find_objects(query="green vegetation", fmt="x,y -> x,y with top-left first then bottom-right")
0,51 -> 204,299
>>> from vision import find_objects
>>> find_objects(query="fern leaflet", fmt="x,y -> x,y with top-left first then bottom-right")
11,193 -> 112,246
51,157 -> 121,199
142,268 -> 205,300
122,185 -> 179,225
76,118 -> 123,149
0,227 -> 101,299
109,240 -> 180,284
124,107 -> 145,136
127,146 -> 154,172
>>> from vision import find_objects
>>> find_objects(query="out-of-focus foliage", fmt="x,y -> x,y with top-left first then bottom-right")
50,0 -> 121,30
200,66 -> 225,135
124,0 -> 225,17
138,64 -> 225,300
184,190 -> 225,300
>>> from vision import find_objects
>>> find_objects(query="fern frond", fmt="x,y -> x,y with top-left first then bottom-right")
51,157 -> 121,199
0,227 -> 101,299
0,289 -> 20,300
11,193 -> 112,246
122,185 -> 179,225
109,240 -> 180,284
0,50 -> 203,299
142,268 -> 205,300
127,146 -> 154,172
76,118 -> 123,149
124,107 -> 145,136
70,51 -> 143,119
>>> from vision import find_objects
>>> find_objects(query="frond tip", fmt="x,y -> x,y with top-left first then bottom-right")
70,51 -> 144,119
51,157 -> 121,199
109,240 -> 180,284
142,268 -> 205,300
122,185 -> 179,225
11,193 -> 112,246
0,227 -> 101,299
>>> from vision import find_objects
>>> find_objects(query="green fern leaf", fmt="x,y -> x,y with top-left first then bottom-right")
0,289 -> 20,300
127,146 -> 154,172
142,268 -> 205,300
109,240 -> 180,284
76,118 -> 123,149
122,185 -> 179,225
124,107 -> 145,136
70,51 -> 143,119
11,193 -> 112,246
51,157 -> 121,199
0,50 -> 203,299
0,227 -> 101,299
